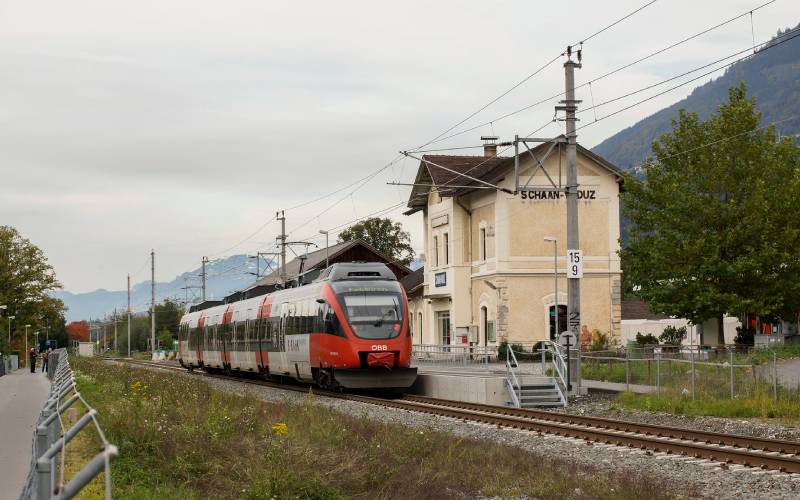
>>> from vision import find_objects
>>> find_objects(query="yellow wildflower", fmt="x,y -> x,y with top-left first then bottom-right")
271,422 -> 288,436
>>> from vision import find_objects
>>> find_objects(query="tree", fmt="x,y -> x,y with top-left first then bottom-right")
158,330 -> 174,351
66,321 -> 90,342
337,217 -> 414,265
0,226 -> 64,353
621,83 -> 800,344
155,299 -> 183,337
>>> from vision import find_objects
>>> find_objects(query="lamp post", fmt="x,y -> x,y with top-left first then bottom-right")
8,316 -> 16,349
544,237 -> 558,340
319,230 -> 329,268
24,324 -> 31,366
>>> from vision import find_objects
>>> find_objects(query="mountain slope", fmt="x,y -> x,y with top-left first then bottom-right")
592,25 -> 800,170
54,254 -> 274,321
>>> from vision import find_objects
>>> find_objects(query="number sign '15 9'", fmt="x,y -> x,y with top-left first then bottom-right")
567,249 -> 583,278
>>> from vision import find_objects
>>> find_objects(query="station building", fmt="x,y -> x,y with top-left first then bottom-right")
403,140 -> 624,348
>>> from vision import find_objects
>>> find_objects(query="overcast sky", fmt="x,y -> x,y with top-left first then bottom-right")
1,0 -> 797,293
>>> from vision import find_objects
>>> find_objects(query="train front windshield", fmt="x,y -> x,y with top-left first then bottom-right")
334,283 -> 405,340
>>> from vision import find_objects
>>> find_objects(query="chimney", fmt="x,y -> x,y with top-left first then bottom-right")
481,135 -> 498,157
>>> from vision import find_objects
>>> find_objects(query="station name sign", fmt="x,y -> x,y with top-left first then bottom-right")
519,189 -> 596,200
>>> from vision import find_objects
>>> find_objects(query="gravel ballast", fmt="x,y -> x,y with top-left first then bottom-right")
555,393 -> 800,441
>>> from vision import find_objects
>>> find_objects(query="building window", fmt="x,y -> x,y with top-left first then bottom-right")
443,233 -> 449,265
437,311 -> 450,347
481,306 -> 495,344
418,312 -> 423,343
433,235 -> 439,267
480,227 -> 486,260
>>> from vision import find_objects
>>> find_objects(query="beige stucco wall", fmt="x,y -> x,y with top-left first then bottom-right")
413,148 -> 622,346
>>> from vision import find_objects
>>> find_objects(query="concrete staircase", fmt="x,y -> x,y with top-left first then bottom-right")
511,378 -> 566,408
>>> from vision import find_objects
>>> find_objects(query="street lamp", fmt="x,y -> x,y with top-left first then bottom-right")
24,324 -> 31,366
319,230 -> 330,268
544,237 -> 558,341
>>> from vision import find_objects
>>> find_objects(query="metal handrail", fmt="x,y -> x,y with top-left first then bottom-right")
505,347 -> 523,407
20,349 -> 118,500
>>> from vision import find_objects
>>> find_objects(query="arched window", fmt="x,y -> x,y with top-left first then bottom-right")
418,312 -> 423,343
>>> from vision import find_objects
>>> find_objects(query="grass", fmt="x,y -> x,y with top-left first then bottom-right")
614,389 -> 800,423
70,357 -> 679,500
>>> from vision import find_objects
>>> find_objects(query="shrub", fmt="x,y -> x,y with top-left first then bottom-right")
588,330 -> 610,351
635,332 -> 659,346
659,325 -> 687,346
498,340 -> 525,361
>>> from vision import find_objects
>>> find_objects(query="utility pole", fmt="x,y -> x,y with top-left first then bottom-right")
201,256 -> 208,301
277,210 -> 287,286
113,307 -> 118,353
127,273 -> 131,357
151,249 -> 156,357
560,49 -> 582,339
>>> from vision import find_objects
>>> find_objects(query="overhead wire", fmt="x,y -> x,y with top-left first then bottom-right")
576,27 -> 800,132
410,0 -> 779,150
409,0 -> 662,153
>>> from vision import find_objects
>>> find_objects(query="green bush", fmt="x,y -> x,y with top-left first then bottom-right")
659,325 -> 686,346
635,333 -> 659,346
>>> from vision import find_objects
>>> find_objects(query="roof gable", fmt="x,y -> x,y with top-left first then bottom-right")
405,143 -> 622,211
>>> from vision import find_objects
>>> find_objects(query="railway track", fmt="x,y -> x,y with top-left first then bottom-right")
109,358 -> 800,474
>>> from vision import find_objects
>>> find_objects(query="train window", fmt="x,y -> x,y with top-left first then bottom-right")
339,293 -> 403,340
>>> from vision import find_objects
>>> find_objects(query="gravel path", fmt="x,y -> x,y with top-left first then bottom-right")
131,364 -> 800,499
553,393 -> 800,441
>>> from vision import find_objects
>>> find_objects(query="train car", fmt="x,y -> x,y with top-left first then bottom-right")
177,262 -> 417,390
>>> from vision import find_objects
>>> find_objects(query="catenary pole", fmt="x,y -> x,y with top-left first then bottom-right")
278,210 -> 287,286
127,273 -> 131,357
563,53 -> 582,342
201,256 -> 208,302
113,307 -> 118,352
151,249 -> 156,357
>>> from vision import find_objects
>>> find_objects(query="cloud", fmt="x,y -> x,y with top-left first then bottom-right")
0,0 -> 796,293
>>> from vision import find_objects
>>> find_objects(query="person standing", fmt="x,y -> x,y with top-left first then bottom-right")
29,348 -> 36,373
41,348 -> 50,373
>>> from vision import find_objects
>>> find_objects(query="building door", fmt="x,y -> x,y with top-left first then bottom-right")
549,305 -> 568,340
437,311 -> 451,347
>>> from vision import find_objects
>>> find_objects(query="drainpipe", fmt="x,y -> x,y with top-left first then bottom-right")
456,197 -> 474,340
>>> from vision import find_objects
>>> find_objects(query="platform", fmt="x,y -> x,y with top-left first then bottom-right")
409,365 -> 552,406
0,369 -> 50,500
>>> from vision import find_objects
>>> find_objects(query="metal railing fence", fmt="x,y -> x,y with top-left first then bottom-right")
581,344 -> 787,400
19,349 -> 118,500
412,344 -> 499,367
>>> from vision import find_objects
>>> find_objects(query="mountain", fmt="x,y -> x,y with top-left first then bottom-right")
592,25 -> 800,171
54,254 -> 274,321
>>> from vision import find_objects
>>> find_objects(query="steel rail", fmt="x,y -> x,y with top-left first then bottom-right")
401,395 -> 800,455
108,358 -> 800,473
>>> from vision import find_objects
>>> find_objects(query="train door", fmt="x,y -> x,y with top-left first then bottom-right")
272,302 -> 290,374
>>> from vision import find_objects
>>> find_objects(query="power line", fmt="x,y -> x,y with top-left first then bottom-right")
573,0 -> 660,45
578,25 -> 800,118
576,27 -> 800,132
410,0 -> 661,153
411,0 -> 779,149
628,115 -> 799,172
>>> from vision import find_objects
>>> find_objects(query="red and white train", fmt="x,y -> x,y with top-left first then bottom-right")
177,262 -> 417,390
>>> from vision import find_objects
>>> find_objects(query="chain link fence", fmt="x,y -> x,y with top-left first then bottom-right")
19,349 -> 118,500
580,345 -> 792,402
